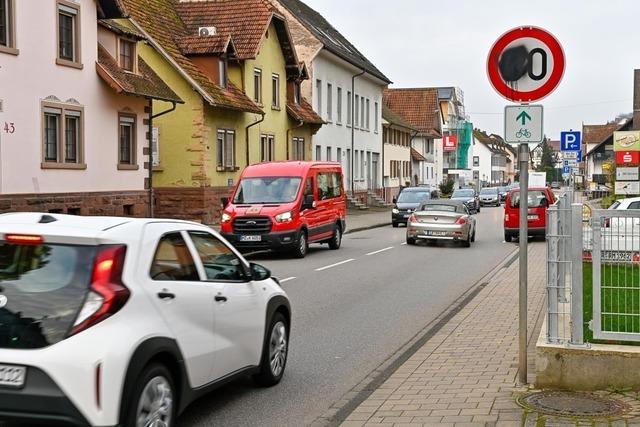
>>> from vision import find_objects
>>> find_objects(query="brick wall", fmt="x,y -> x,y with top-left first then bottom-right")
0,191 -> 148,217
154,186 -> 234,225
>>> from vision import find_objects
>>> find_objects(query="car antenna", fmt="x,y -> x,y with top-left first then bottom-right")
38,214 -> 58,224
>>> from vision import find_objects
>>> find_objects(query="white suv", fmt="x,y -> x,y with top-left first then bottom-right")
0,213 -> 291,427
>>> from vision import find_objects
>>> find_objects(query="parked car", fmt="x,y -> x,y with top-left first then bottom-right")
220,161 -> 346,258
479,187 -> 500,207
498,186 -> 508,203
450,188 -> 480,213
392,187 -> 432,227
503,187 -> 556,241
551,181 -> 561,189
0,213 -> 290,427
406,200 -> 476,247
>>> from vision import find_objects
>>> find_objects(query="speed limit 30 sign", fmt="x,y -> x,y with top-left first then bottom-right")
487,26 -> 565,103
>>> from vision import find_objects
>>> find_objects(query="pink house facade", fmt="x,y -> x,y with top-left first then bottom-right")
0,0 -> 180,216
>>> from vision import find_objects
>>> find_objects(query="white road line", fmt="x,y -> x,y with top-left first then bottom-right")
366,246 -> 394,256
279,277 -> 297,283
315,258 -> 355,272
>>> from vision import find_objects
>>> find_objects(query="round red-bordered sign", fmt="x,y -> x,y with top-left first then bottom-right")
487,26 -> 565,102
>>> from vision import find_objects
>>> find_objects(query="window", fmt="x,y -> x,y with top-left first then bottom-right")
217,129 -> 235,169
317,172 -> 342,200
336,148 -> 342,165
260,134 -> 275,162
360,97 -> 365,130
118,113 -> 136,168
42,102 -> 84,168
218,59 -> 227,88
292,137 -> 305,161
347,91 -> 352,126
374,102 -> 379,133
326,83 -> 332,121
326,146 -> 332,162
119,38 -> 135,72
150,233 -> 199,281
315,145 -> 321,161
253,68 -> 262,104
366,98 -> 370,130
57,1 -> 81,67
354,150 -> 359,177
188,232 -> 246,281
152,126 -> 160,167
293,82 -> 301,104
360,151 -> 364,179
336,87 -> 342,124
316,79 -> 322,114
0,0 -> 16,53
271,73 -> 280,108
355,95 -> 360,127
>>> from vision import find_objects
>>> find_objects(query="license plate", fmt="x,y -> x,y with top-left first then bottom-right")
0,365 -> 26,388
403,214 -> 410,218
527,215 -> 538,221
426,231 -> 447,236
239,235 -> 262,242
602,251 -> 634,262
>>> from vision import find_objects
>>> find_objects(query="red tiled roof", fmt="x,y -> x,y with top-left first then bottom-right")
548,140 -> 560,152
583,122 -> 624,145
119,0 -> 262,113
383,88 -> 441,136
99,19 -> 146,39
174,34 -> 233,56
410,148 -> 427,162
96,45 -> 182,103
175,0 -> 274,60
287,99 -> 324,125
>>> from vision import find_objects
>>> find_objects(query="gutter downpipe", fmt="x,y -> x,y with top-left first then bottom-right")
408,129 -> 419,186
351,68 -> 366,197
286,119 -> 305,160
148,99 -> 178,218
245,113 -> 266,166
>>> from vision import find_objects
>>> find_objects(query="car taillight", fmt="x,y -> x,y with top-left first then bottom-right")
505,214 -> 510,222
456,217 -> 467,225
408,214 -> 417,223
4,234 -> 44,245
70,245 -> 129,337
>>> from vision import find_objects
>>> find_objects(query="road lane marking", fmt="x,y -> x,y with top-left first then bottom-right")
315,258 -> 355,271
366,246 -> 394,256
279,277 -> 296,283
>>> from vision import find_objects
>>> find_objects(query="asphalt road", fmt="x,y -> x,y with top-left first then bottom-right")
179,205 -> 517,427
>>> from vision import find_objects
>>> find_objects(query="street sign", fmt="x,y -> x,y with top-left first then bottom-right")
562,165 -> 571,174
529,171 -> 546,187
443,135 -> 458,152
563,158 -> 577,167
560,131 -> 581,152
487,26 -> 566,103
504,105 -> 543,144
562,151 -> 577,159
571,166 -> 580,174
616,181 -> 640,196
617,167 -> 639,181
614,131 -> 640,152
616,151 -> 640,165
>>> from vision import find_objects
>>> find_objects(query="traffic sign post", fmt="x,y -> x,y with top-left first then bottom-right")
488,26 -> 565,386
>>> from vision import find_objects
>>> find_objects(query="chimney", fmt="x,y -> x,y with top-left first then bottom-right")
634,69 -> 640,130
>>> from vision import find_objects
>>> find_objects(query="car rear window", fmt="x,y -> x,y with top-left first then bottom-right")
0,242 -> 96,349
510,191 -> 550,208
421,204 -> 458,213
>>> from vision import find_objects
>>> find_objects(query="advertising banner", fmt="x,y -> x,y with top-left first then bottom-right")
614,131 -> 640,152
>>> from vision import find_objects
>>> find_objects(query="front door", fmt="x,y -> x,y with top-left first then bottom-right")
185,231 -> 264,380
372,153 -> 380,191
141,224 -> 215,388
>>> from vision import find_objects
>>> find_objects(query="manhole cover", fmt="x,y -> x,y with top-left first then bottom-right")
518,391 -> 630,417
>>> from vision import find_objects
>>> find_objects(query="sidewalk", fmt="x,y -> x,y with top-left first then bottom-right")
346,207 -> 391,234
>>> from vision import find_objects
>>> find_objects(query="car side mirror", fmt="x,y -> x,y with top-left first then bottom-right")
302,194 -> 316,210
250,262 -> 271,281
221,197 -> 229,208
392,197 -> 397,204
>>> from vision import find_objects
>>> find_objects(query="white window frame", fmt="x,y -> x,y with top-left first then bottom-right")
253,68 -> 262,104
217,129 -> 236,169
326,83 -> 332,122
260,134 -> 275,162
271,73 -> 280,109
336,87 -> 342,124
316,79 -> 322,115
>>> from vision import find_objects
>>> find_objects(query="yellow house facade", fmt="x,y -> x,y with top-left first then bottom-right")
120,0 -> 322,224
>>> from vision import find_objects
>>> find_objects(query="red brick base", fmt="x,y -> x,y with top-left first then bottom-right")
154,186 -> 234,225
0,191 -> 149,217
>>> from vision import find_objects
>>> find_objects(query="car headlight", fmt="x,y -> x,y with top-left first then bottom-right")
275,211 -> 293,223
407,209 -> 413,213
221,213 -> 232,223
392,208 -> 399,214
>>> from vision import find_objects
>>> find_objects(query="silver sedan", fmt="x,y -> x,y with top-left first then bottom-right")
406,200 -> 476,247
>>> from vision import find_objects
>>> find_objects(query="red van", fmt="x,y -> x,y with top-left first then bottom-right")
503,187 -> 556,242
220,161 -> 347,258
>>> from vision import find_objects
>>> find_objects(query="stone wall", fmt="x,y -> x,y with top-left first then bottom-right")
154,186 -> 234,226
0,191 -> 148,217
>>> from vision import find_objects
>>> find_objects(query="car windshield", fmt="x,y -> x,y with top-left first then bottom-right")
397,191 -> 430,203
608,201 -> 621,210
510,191 -> 550,208
0,242 -> 96,349
499,187 -> 508,193
480,188 -> 498,195
233,177 -> 302,204
421,204 -> 458,213
452,189 -> 474,198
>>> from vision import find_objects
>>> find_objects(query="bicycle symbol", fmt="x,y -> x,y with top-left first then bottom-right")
516,128 -> 531,138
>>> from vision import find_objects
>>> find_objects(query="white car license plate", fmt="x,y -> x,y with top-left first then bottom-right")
403,214 -> 410,218
239,235 -> 262,242
0,365 -> 26,388
527,215 -> 538,221
426,231 -> 446,236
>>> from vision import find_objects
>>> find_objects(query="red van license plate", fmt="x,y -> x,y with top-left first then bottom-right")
239,235 -> 262,242
527,215 -> 538,221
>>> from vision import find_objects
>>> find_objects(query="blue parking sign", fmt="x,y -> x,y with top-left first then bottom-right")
563,165 -> 571,174
560,131 -> 581,152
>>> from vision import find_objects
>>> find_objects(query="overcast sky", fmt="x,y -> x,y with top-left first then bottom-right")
303,0 -> 639,140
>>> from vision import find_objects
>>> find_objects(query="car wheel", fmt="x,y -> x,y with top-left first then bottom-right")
392,221 -> 399,228
504,231 -> 511,242
253,312 -> 288,387
291,231 -> 308,258
471,228 -> 476,242
406,236 -> 416,245
328,224 -> 342,250
477,206 -> 481,213
127,364 -> 175,427
462,234 -> 471,247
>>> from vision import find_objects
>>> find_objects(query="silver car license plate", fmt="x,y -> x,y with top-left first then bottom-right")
0,365 -> 26,388
239,235 -> 262,242
426,231 -> 446,236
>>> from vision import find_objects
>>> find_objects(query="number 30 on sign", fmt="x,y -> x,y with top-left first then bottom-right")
3,122 -> 15,134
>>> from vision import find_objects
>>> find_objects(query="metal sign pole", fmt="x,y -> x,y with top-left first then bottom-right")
518,142 -> 529,384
